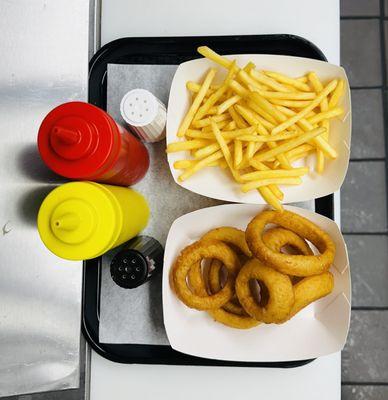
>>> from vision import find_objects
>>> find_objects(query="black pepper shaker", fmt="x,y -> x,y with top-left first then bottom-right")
110,236 -> 164,289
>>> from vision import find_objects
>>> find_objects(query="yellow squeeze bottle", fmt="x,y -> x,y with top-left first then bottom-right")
37,181 -> 150,261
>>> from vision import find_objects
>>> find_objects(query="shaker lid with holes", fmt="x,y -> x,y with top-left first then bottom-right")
120,89 -> 166,143
110,249 -> 148,289
110,235 -> 164,289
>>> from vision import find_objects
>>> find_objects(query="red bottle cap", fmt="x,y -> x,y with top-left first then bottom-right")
38,102 -> 120,179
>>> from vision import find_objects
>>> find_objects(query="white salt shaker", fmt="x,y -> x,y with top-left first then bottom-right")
120,89 -> 167,143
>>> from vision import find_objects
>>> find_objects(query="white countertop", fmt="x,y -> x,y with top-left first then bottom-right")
101,0 -> 339,65
90,1 -> 341,399
0,0 -> 89,396
90,351 -> 341,400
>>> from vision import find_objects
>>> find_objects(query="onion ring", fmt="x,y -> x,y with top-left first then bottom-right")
246,210 -> 336,276
202,228 -> 251,315
188,260 -> 247,316
288,272 -> 334,319
188,259 -> 260,329
208,259 -> 225,293
209,305 -> 261,329
262,227 -> 313,256
202,227 -> 252,257
262,228 -> 333,320
171,239 -> 240,310
262,227 -> 313,285
235,258 -> 294,323
207,259 -> 247,315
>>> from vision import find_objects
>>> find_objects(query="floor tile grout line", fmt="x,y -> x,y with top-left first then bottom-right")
349,158 -> 386,162
341,17 -> 388,21
341,16 -> 381,20
342,231 -> 388,235
379,0 -> 388,230
342,382 -> 388,386
350,85 -> 383,89
380,0 -> 387,106
352,307 -> 388,311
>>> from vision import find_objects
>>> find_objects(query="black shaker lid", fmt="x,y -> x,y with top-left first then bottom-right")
110,249 -> 148,289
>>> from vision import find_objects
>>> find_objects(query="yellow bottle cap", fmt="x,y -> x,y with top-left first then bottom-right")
37,181 -> 122,260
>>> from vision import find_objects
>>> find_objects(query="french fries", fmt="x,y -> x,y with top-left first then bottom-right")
241,177 -> 302,193
234,140 -> 243,168
194,61 -> 237,121
240,167 -> 309,181
167,46 -> 346,209
177,68 -> 217,137
263,70 -> 312,92
252,90 -> 316,100
217,95 -> 241,115
251,127 -> 326,163
166,139 -> 211,152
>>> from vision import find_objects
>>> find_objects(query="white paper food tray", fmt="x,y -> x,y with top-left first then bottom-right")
166,54 -> 351,204
162,204 -> 351,362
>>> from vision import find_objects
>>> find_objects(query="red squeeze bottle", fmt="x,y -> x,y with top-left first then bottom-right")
38,102 -> 149,186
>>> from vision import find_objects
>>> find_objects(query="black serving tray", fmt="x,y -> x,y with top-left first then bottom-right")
83,34 -> 334,367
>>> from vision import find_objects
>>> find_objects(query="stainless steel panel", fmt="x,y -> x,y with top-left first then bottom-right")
0,0 -> 89,397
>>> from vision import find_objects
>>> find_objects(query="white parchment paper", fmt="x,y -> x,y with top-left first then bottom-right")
99,64 -> 223,344
98,64 -> 315,345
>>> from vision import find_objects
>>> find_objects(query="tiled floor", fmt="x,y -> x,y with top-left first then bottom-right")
340,0 -> 388,399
